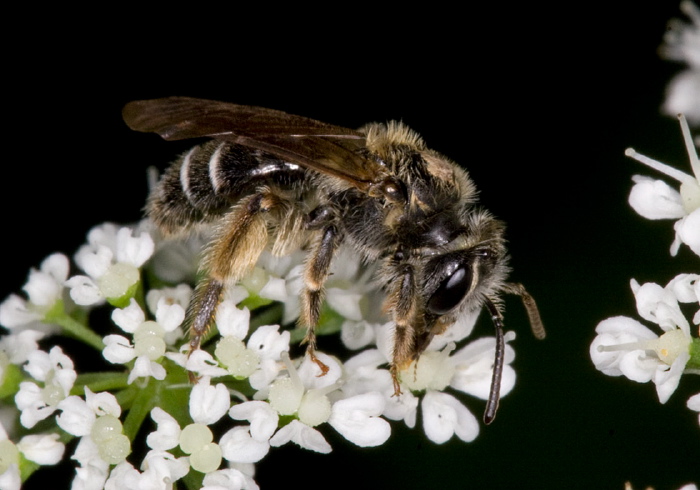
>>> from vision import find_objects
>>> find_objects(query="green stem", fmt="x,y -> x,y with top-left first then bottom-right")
688,337 -> 700,370
73,372 -> 130,395
47,309 -> 104,351
122,378 -> 159,441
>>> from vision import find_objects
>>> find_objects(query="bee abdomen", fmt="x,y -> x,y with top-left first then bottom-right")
148,140 -> 307,235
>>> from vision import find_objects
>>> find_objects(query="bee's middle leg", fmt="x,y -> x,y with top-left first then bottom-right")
300,222 -> 341,375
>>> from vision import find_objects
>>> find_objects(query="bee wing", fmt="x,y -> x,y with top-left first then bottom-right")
123,97 -> 384,190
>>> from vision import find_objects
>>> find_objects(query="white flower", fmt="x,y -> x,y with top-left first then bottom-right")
661,1 -> 700,125
340,319 -> 378,350
0,419 -> 64,490
66,224 -> 154,306
625,114 -> 700,256
104,299 -> 183,384
16,433 -> 65,465
213,303 -> 262,379
372,316 -> 513,443
136,449 -> 190,489
406,337 -> 513,443
219,426 -> 271,463
327,391 -> 390,447
591,276 -> 696,404
216,302 -> 251,340
190,377 -> 230,425
146,408 -> 181,451
147,229 -> 209,285
15,346 -> 77,428
421,391 -> 480,444
268,419 -> 331,454
56,388 -> 131,468
184,348 -> 229,378
243,251 -> 305,324
202,468 -> 260,490
0,329 -> 43,366
264,352 -> 391,451
228,401 -> 279,442
69,437 -> 110,490
326,247 -> 384,327
246,325 -> 291,393
343,349 -> 418,427
147,387 -> 229,476
145,284 -> 192,315
0,253 -> 68,334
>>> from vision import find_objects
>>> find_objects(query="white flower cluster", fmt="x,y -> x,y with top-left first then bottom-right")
590,105 -> 700,425
590,10 -> 700,489
590,275 -> 699,404
0,216 -> 513,489
661,1 -> 700,126
625,113 -> 700,257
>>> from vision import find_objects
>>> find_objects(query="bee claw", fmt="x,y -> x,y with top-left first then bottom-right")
308,352 -> 330,377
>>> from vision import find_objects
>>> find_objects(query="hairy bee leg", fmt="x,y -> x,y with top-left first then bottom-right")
386,264 -> 418,396
185,191 -> 280,366
187,279 -> 225,353
503,282 -> 546,340
300,224 -> 341,376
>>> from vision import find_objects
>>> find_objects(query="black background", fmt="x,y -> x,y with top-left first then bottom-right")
5,2 -> 699,489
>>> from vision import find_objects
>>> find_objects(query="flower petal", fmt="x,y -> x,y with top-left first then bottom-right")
421,391 -> 479,444
228,401 -> 279,442
219,426 -> 270,463
111,299 -> 145,334
628,176 -> 685,220
17,433 -> 64,465
147,408 -> 181,451
328,392 -> 390,447
56,396 -> 95,436
216,302 -> 250,339
268,420 -> 331,454
65,275 -> 104,305
190,378 -> 230,425
675,207 -> 700,256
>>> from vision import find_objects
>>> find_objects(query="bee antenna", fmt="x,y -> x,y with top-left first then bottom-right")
483,298 -> 505,425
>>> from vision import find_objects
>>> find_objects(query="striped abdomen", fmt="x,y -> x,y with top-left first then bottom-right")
147,140 -> 306,235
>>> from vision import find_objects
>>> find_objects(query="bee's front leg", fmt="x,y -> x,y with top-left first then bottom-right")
384,263 -> 419,396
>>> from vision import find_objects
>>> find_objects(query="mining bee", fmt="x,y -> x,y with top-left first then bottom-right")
123,97 -> 545,424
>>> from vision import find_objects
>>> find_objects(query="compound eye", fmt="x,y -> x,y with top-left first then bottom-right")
426,265 -> 473,315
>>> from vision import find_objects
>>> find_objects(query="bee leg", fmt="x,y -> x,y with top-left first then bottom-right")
185,191 -> 280,374
386,263 -> 418,396
300,223 -> 341,376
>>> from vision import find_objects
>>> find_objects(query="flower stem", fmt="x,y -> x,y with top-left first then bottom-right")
73,372 -> 130,395
47,310 -> 104,351
122,378 -> 159,441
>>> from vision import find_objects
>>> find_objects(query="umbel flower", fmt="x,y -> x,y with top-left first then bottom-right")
590,114 -> 700,422
591,276 -> 700,404
0,211 -> 517,489
625,113 -> 700,257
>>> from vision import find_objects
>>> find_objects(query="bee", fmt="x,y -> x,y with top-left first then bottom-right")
123,97 -> 545,424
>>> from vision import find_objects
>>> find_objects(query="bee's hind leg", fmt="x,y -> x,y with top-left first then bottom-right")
185,191 -> 282,379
